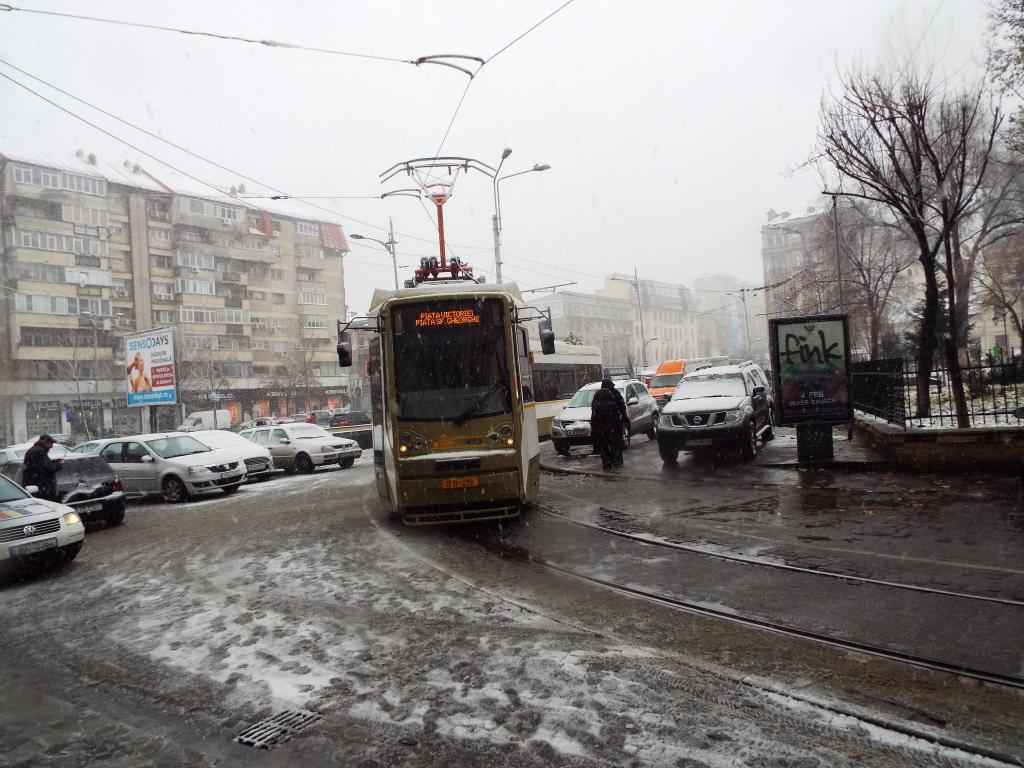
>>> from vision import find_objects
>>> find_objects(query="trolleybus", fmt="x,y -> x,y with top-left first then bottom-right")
529,341 -> 602,438
337,280 -> 554,525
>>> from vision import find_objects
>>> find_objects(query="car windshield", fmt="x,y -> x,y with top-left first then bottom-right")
392,299 -> 511,421
651,373 -> 683,388
674,374 -> 748,400
288,425 -> 331,439
567,389 -> 598,408
59,457 -> 112,483
145,435 -> 209,459
0,474 -> 29,503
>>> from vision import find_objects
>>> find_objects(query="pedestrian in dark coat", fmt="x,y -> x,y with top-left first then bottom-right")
591,380 -> 626,469
22,434 -> 65,501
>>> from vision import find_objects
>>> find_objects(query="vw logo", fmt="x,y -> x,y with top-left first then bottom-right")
692,415 -> 703,424
22,524 -> 36,536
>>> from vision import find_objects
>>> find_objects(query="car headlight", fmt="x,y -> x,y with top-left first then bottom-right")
660,413 -> 673,426
187,465 -> 212,476
62,511 -> 81,526
724,410 -> 742,423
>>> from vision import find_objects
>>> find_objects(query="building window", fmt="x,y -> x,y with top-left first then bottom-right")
178,306 -> 218,324
270,268 -> 283,280
151,254 -> 173,269
149,227 -> 171,242
175,250 -> 216,270
296,221 -> 318,237
304,315 -> 327,329
295,243 -> 323,259
152,309 -> 174,324
212,233 -> 232,247
175,278 -> 216,295
213,203 -> 240,220
270,244 -> 282,256
185,334 -> 217,350
273,341 -> 288,353
299,290 -> 325,305
271,318 -> 288,330
246,289 -> 266,300
188,198 -> 207,215
250,315 -> 267,329
271,292 -> 285,305
61,172 -> 106,196
297,268 -> 317,282
244,237 -> 264,250
14,164 -> 60,189
250,340 -> 267,350
108,221 -> 124,236
247,212 -> 263,227
63,204 -> 108,227
178,229 -> 202,242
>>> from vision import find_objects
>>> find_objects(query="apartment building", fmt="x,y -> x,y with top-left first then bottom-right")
596,274 -> 699,367
760,206 -> 825,318
0,147 -> 350,444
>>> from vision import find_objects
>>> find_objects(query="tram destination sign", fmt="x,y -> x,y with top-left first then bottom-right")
768,313 -> 853,425
415,308 -> 481,327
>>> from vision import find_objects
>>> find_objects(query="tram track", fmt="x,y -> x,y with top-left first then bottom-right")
532,501 -> 1024,607
475,511 -> 1024,692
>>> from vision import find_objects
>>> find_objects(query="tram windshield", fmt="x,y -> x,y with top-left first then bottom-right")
392,299 -> 511,421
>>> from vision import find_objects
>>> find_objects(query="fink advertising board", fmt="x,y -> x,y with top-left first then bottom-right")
768,314 -> 853,425
125,327 -> 178,406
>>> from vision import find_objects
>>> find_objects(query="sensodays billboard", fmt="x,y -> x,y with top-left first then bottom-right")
769,314 -> 853,425
125,327 -> 178,406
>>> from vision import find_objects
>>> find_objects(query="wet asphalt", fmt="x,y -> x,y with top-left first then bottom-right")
2,444 -> 1024,767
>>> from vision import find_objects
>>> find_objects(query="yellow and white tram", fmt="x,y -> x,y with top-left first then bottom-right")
530,341 -> 603,438
338,280 -> 553,525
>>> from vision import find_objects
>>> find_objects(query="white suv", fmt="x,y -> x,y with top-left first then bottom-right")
240,423 -> 361,474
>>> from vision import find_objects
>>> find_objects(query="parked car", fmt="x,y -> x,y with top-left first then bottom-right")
0,473 -> 85,567
657,361 -> 775,463
189,429 -> 274,481
177,410 -> 233,432
89,433 -> 247,503
0,442 -> 70,466
0,454 -> 126,528
329,410 -> 372,428
550,379 -> 659,456
240,423 -> 361,473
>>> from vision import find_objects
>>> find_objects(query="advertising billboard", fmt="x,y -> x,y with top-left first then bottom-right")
125,327 -> 178,406
769,314 -> 853,425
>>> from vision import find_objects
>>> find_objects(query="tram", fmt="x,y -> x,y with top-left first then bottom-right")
337,269 -> 555,525
530,341 -> 603,438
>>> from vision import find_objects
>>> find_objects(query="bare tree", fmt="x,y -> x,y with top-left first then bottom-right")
177,343 -> 233,428
976,230 -> 1024,354
815,69 -> 1002,425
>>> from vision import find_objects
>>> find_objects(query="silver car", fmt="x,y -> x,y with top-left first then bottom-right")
550,379 -> 659,456
240,423 -> 361,474
91,432 -> 247,503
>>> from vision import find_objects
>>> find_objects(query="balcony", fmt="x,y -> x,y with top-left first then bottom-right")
74,254 -> 102,268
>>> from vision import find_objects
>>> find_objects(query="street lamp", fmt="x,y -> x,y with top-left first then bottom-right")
491,147 -> 550,283
642,336 -> 660,371
350,224 -> 398,290
725,290 -> 753,358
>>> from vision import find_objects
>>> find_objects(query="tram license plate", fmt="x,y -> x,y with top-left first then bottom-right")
442,477 -> 479,490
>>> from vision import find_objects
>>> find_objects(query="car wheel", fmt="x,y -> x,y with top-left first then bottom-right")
553,440 -> 570,456
741,422 -> 758,461
338,457 -> 355,469
646,413 -> 658,440
60,541 -> 82,562
162,475 -> 189,503
764,410 -> 776,441
296,453 -> 315,474
658,441 -> 679,464
621,424 -> 632,451
222,485 -> 240,495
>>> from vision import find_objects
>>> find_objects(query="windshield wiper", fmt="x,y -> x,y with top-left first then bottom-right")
453,380 -> 507,426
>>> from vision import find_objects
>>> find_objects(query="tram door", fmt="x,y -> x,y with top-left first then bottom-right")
368,334 -> 391,504
515,326 -> 540,501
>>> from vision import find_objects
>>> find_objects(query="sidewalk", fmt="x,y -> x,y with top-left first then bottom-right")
755,426 -> 892,469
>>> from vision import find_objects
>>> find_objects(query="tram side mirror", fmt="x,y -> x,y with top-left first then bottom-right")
538,318 -> 556,355
337,332 -> 352,368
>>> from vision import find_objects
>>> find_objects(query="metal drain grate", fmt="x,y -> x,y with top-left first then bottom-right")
236,709 -> 323,749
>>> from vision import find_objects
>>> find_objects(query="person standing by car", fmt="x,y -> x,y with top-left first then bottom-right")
22,434 -> 65,501
591,380 -> 626,469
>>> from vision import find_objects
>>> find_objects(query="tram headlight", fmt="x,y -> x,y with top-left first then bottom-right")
506,437 -> 514,447
398,430 -> 427,456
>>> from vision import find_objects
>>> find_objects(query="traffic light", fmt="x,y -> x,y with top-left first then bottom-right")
538,317 -> 556,355
337,331 -> 352,367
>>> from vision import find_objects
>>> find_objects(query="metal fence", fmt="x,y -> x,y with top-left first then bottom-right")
850,355 -> 1024,429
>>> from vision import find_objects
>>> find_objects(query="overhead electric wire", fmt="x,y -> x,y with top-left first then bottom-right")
485,0 -> 579,64
0,4 -> 416,65
0,58 -> 493,249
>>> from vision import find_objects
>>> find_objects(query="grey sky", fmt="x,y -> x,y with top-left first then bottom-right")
0,0 -> 990,313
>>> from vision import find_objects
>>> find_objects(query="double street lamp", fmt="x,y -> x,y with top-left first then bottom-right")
350,222 -> 398,290
491,147 -> 550,283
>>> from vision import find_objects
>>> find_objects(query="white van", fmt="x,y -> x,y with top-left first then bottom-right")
177,410 -> 232,431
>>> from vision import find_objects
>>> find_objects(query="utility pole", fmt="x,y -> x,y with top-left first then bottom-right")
388,217 -> 398,290
831,194 -> 844,313
633,266 -> 649,369
492,212 -> 503,284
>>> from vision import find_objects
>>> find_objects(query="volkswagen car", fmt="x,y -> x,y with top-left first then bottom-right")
550,379 -> 659,456
0,473 -> 85,568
